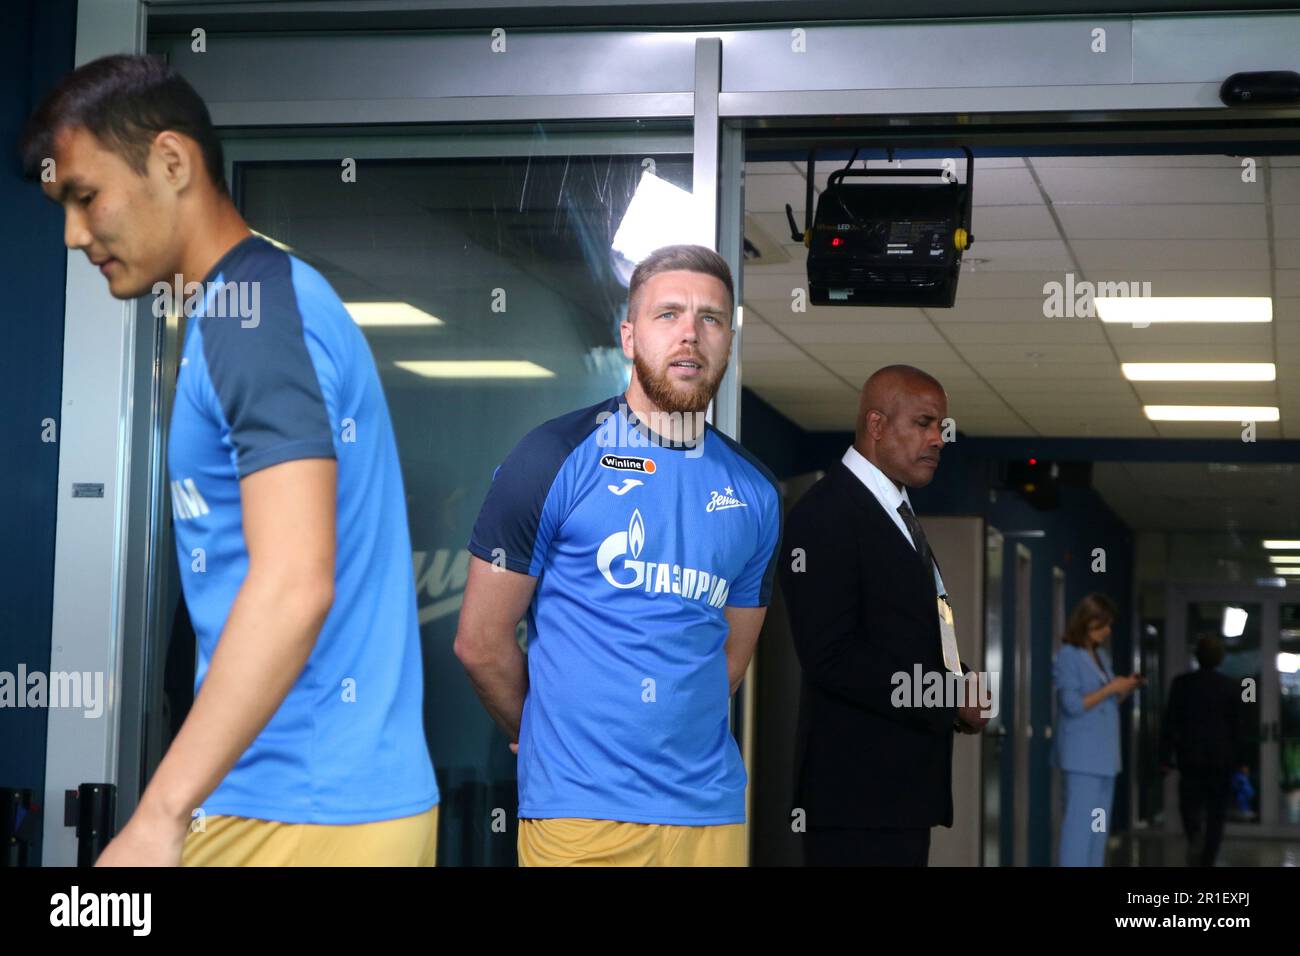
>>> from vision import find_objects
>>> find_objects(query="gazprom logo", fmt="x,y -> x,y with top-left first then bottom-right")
596,509 -> 729,607
629,508 -> 646,558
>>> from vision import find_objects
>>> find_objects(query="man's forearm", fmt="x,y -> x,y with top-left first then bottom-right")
726,648 -> 753,696
136,574 -> 328,827
461,640 -> 528,741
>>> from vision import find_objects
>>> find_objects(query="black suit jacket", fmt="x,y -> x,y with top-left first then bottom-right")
779,460 -> 958,830
1160,668 -> 1250,772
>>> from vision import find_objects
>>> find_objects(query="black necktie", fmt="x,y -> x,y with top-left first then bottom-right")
897,501 -> 936,581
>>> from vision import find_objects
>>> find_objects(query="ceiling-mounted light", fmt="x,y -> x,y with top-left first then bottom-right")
346,302 -> 443,326
394,360 -> 554,379
1096,297 -> 1272,324
1221,606 -> 1248,637
1122,363 -> 1275,382
1144,406 -> 1279,422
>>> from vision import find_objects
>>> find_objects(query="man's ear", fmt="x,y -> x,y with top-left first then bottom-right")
865,408 -> 886,440
620,318 -> 635,360
151,130 -> 194,192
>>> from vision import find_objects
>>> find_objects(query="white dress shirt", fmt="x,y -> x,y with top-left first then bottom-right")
841,445 -> 947,597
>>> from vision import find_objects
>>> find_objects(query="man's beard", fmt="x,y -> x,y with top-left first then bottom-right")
634,351 -> 726,414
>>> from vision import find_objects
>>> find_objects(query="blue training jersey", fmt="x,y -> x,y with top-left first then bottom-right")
468,396 -> 782,825
168,234 -> 438,824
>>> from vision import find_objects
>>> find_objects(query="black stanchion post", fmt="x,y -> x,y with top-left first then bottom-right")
64,783 -> 116,867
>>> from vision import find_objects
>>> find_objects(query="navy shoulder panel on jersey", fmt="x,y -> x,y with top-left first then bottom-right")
468,395 -> 621,575
198,236 -> 337,479
708,424 -> 784,606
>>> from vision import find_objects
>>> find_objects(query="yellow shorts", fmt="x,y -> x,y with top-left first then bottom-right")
181,804 -> 439,867
517,817 -> 747,867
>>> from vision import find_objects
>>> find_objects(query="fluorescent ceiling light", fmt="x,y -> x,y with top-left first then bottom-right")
1263,540 -> 1300,550
1275,567 -> 1300,575
1268,555 -> 1300,564
394,360 -> 554,379
1096,297 -> 1272,324
1122,363 -> 1275,382
1144,405 -> 1279,422
1221,606 -> 1248,637
1278,653 -> 1300,674
611,170 -> 700,265
346,302 -> 443,326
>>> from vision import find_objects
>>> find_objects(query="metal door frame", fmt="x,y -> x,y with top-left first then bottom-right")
44,4 -> 1300,865
1049,565 -> 1066,865
1013,543 -> 1033,866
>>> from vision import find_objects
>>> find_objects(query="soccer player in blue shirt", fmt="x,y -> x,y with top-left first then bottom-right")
23,55 -> 438,865
456,244 -> 782,866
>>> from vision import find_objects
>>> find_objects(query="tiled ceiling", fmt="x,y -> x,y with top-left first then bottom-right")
1094,461 -> 1300,532
742,153 -> 1300,438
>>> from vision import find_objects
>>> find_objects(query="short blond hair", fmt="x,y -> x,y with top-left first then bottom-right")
627,244 -> 734,322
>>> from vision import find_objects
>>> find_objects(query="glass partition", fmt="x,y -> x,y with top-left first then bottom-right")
1184,600 -> 1262,824
152,126 -> 698,866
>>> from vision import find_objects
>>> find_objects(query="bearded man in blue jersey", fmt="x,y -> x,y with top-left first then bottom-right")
23,54 -> 438,865
457,244 -> 782,866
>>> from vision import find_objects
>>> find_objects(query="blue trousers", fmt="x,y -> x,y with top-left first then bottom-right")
1058,771 -> 1115,867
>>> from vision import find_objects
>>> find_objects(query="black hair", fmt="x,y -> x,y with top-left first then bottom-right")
19,53 -> 227,193
1196,635 -> 1226,669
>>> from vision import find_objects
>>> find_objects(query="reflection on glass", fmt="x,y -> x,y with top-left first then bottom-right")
1279,606 -> 1300,825
238,142 -> 693,865
1186,601 -> 1261,823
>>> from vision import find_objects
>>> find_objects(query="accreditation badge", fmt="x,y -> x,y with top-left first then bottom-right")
938,596 -> 962,674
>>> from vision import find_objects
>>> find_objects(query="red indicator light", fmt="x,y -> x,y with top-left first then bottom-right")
831,236 -> 843,247
1028,458 -> 1037,466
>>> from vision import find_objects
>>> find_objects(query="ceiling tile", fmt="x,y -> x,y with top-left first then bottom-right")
1056,203 -> 1265,240
940,322 -> 1109,345
1130,382 -> 1279,404
955,343 -> 1116,363
1074,239 -> 1270,272
965,205 -> 1058,241
784,322 -> 946,345
802,342 -> 962,364
1035,167 -> 1260,206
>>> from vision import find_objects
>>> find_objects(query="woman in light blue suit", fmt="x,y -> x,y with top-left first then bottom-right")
1052,593 -> 1143,866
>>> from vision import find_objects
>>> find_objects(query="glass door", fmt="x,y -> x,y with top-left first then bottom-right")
146,123 -> 706,866
1180,600 -> 1264,828
1166,588 -> 1299,838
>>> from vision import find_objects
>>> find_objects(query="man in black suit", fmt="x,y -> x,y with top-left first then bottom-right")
780,364 -> 987,866
1160,635 -> 1250,867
